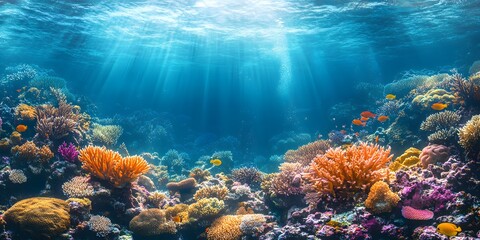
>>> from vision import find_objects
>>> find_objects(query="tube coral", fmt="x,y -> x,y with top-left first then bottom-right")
78,146 -> 150,187
303,143 -> 392,201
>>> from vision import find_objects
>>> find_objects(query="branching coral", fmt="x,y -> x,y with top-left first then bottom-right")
458,114 -> 480,159
129,209 -> 176,236
304,143 -> 392,201
194,185 -> 229,201
270,162 -> 304,196
189,168 -> 211,183
231,167 -> 263,187
11,141 -> 53,163
188,197 -> 225,220
450,73 -> 480,107
91,123 -> 123,146
365,181 -> 400,214
389,147 -> 421,171
62,176 -> 94,198
78,146 -> 150,187
420,111 -> 461,131
284,139 -> 331,165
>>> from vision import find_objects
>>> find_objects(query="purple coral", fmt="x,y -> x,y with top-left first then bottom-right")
58,142 -> 79,162
400,179 -> 456,213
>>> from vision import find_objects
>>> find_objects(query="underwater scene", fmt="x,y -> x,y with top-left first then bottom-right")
1,0 -> 480,239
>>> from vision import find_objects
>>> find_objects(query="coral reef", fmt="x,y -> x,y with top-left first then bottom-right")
62,176 -> 94,198
91,123 -> 123,146
450,73 -> 480,107
458,114 -> 480,159
284,139 -> 331,165
389,147 -> 421,171
412,88 -> 455,109
14,103 -> 36,121
129,209 -> 177,236
269,162 -> 304,197
231,167 -> 263,187
419,144 -> 450,168
188,197 -> 225,220
194,185 -> 229,201
57,141 -> 79,162
365,181 -> 400,214
3,197 -> 70,239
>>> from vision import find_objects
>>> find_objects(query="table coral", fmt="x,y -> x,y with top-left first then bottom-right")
3,197 -> 70,239
304,143 -> 392,201
365,181 -> 400,214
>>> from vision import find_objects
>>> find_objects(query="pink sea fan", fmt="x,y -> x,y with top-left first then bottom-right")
401,206 -> 433,220
419,144 -> 449,168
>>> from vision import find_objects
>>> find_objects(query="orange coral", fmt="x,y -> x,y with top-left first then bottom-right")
11,141 -> 53,163
15,103 -> 36,121
78,146 -> 149,187
365,181 -> 400,214
207,215 -> 243,240
304,143 -> 392,200
284,140 -> 331,165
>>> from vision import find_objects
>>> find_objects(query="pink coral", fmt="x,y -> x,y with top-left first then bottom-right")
401,206 -> 433,220
419,144 -> 450,168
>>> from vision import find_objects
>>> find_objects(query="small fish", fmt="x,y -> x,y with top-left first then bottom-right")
375,135 -> 379,143
377,115 -> 389,122
355,132 -> 360,137
16,124 -> 28,132
210,158 -> 222,166
360,111 -> 376,118
431,102 -> 448,111
352,119 -> 366,126
385,94 -> 396,100
437,222 -> 461,237
172,215 -> 183,223
360,116 -> 369,121
16,89 -> 22,93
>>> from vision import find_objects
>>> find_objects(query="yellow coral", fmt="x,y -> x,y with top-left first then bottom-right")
3,197 -> 70,238
78,146 -> 150,187
194,185 -> 229,201
389,147 -> 421,171
365,181 -> 400,214
412,88 -> 455,109
188,198 -> 225,220
304,143 -> 392,200
66,198 -> 92,210
207,215 -> 243,240
15,103 -> 36,121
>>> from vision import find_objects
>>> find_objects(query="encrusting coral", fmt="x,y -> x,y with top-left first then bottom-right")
3,197 -> 71,239
78,146 -> 150,187
458,114 -> 480,159
284,139 -> 331,165
365,181 -> 400,214
304,143 -> 392,201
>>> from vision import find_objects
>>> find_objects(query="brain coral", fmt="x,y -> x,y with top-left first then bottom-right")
365,181 -> 400,214
458,114 -> 480,159
3,197 -> 70,239
419,144 -> 450,168
129,209 -> 176,236
389,147 -> 421,171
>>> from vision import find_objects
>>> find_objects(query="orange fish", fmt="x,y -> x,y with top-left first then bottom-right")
375,135 -> 379,143
172,215 -> 183,223
360,116 -> 369,121
377,115 -> 389,122
352,119 -> 366,126
431,102 -> 448,111
361,111 -> 376,118
16,124 -> 28,132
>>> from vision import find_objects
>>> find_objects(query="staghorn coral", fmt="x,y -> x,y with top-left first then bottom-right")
270,162 -> 304,196
419,144 -> 450,168
284,139 -> 331,165
88,215 -> 112,237
62,176 -> 94,198
91,123 -> 123,146
194,185 -> 229,201
231,167 -> 263,186
188,197 -> 225,220
412,88 -> 455,109
189,168 -> 211,183
389,147 -> 421,171
458,114 -> 480,159
3,197 -> 70,238
78,146 -> 150,187
304,143 -> 392,201
420,111 -> 461,132
8,169 -> 27,184
129,209 -> 176,236
11,141 -> 53,163
14,103 -> 36,121
365,181 -> 400,214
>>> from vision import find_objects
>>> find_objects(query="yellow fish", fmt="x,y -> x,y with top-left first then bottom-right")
431,102 -> 448,111
16,124 -> 28,132
386,94 -> 396,100
210,158 -> 222,166
437,222 -> 461,237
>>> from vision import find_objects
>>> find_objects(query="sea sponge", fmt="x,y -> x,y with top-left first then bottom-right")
188,198 -> 225,220
3,197 -> 70,238
412,88 -> 455,109
194,185 -> 229,201
365,181 -> 400,214
304,143 -> 392,201
389,147 -> 421,171
129,209 -> 176,236
15,103 -> 36,121
284,139 -> 330,165
419,144 -> 450,168
458,114 -> 480,159
166,178 -> 197,193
